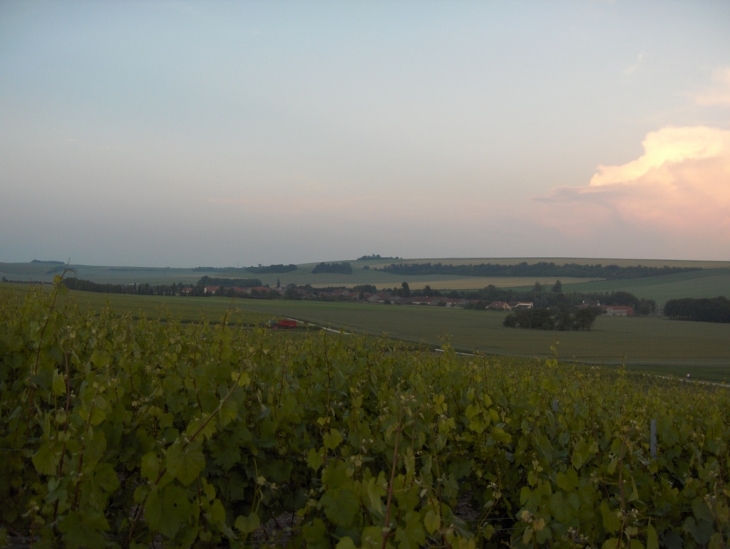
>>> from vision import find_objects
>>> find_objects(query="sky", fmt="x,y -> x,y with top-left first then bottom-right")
1,1 -> 729,267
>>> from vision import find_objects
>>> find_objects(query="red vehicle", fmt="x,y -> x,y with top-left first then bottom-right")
268,319 -> 297,329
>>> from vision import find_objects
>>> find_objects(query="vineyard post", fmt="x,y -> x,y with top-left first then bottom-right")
650,419 -> 657,459
381,409 -> 403,549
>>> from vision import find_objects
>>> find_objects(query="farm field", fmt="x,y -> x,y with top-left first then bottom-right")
357,256 -> 730,269
221,299 -> 730,371
558,267 -> 730,305
5,258 -> 730,294
65,289 -> 274,326
5,283 -> 726,380
0,260 -> 598,290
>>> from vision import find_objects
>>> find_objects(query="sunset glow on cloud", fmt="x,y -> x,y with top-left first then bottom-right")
538,126 -> 730,237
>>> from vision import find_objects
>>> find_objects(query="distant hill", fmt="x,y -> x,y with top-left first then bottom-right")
377,261 -> 702,279
2,258 -> 729,305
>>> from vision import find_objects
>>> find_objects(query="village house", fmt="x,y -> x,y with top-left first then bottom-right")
369,292 -> 396,304
602,305 -> 634,316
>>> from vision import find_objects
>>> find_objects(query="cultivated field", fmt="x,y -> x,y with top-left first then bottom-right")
223,299 -> 730,372
0,260 -> 598,289
5,284 -> 725,380
5,258 -> 730,297
353,256 -> 730,269
554,268 -> 730,305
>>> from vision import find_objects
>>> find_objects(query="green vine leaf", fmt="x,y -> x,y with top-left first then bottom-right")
166,441 -> 205,486
235,512 -> 260,534
145,485 -> 191,539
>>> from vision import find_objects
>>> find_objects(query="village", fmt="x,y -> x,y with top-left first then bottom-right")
188,280 -> 636,316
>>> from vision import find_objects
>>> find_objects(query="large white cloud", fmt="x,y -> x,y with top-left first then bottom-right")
536,126 -> 730,238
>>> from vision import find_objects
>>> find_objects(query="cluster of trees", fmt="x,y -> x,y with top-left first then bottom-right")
245,264 -> 297,274
352,284 -> 377,293
60,276 -> 372,303
383,282 -> 458,299
210,287 -> 276,299
191,266 -> 247,272
378,261 -> 700,280
356,254 -> 401,260
503,307 -> 600,331
62,277 -> 181,296
664,297 -> 730,323
62,276 -> 268,298
396,281 -> 411,297
196,276 -> 262,288
25,260 -> 67,274
461,283 -> 655,315
2,277 -> 51,285
283,284 -> 369,301
311,262 -> 353,274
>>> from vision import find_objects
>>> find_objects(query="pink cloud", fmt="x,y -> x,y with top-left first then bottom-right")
536,126 -> 730,238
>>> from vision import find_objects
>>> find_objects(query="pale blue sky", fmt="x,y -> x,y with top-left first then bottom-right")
2,1 -> 729,266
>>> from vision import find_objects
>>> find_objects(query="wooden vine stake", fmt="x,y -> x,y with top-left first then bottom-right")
650,419 -> 657,459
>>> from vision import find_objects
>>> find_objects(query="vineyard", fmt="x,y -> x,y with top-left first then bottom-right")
1,279 -> 730,548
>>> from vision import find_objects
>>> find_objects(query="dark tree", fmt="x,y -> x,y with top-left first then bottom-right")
311,262 -> 353,275
574,307 -> 599,331
398,282 -> 411,297
503,307 -> 598,331
665,297 -> 730,323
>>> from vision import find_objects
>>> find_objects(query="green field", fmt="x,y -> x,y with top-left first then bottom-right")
0,260 -> 598,290
5,284 -> 726,380
217,299 -> 730,371
5,258 -> 729,297
557,267 -> 730,305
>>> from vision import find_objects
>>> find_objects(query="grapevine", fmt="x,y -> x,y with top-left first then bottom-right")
1,280 -> 729,548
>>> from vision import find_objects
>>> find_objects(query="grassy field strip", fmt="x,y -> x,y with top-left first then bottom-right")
298,310 -> 730,385
222,299 -> 730,372
651,374 -> 730,388
432,347 -> 730,388
1,263 -> 598,289
354,257 -> 730,269
559,268 -> 730,305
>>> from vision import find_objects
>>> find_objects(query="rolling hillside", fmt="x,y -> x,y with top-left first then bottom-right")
2,257 -> 728,304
